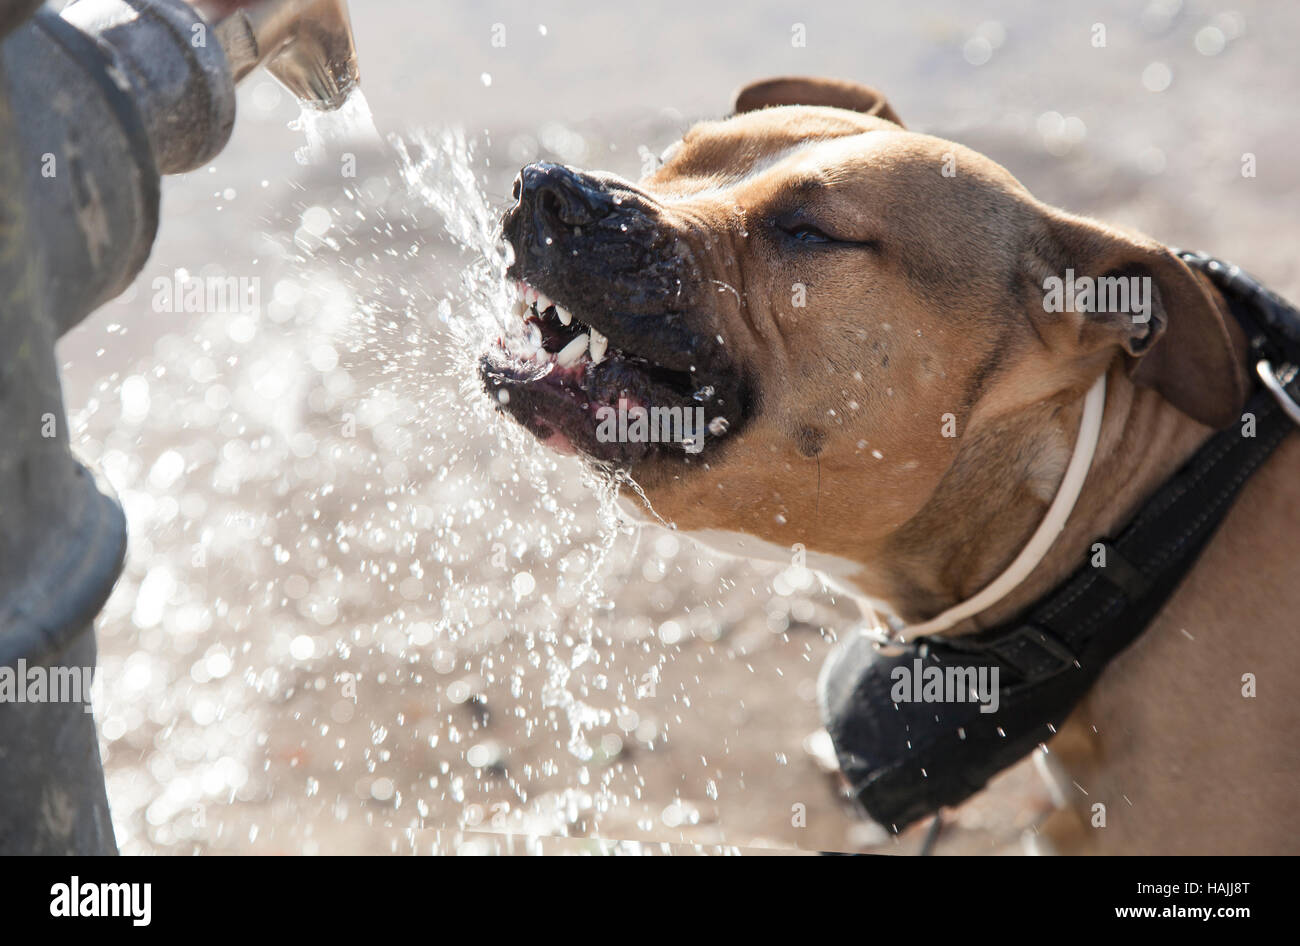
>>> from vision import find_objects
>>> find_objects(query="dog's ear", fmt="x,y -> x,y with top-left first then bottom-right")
732,76 -> 904,127
1028,211 -> 1247,429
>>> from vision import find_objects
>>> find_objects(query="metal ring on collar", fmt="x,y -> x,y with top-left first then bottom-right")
1256,359 -> 1300,427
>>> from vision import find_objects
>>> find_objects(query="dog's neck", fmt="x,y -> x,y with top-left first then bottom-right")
925,367 -> 1207,633
867,276 -> 1248,634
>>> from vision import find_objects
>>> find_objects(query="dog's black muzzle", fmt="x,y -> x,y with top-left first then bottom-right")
505,162 -> 688,315
488,162 -> 752,460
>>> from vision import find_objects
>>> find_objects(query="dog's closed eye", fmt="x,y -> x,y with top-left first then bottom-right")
777,217 -> 881,251
786,223 -> 834,243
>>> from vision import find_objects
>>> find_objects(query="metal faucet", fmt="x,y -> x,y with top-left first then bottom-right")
193,0 -> 360,111
0,0 -> 359,855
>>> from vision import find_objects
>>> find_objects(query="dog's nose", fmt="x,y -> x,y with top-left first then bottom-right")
513,162 -> 612,233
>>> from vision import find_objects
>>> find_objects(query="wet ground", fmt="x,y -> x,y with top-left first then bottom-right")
55,0 -> 1300,854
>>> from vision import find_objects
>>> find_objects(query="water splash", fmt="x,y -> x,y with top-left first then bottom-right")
75,106 -> 854,855
392,128 -> 512,353
392,127 -> 635,764
291,89 -> 384,166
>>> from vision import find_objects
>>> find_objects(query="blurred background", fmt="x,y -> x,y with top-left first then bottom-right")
54,0 -> 1299,854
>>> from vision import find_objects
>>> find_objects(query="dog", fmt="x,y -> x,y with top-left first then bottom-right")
480,76 -> 1300,854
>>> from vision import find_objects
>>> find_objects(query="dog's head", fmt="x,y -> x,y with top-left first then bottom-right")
481,76 -> 1247,605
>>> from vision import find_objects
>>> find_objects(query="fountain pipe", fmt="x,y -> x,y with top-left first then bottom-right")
193,0 -> 360,111
0,0 -> 359,854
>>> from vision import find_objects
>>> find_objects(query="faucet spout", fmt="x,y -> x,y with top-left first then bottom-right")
194,0 -> 359,111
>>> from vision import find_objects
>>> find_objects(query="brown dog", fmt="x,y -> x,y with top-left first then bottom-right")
481,76 -> 1300,854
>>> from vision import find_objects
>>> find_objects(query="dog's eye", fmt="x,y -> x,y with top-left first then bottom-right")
785,223 -> 833,243
776,217 -> 880,249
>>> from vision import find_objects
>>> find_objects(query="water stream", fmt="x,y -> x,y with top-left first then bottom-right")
290,90 -> 384,167
72,91 -> 847,855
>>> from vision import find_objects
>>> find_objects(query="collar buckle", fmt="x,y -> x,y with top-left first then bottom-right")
1256,359 -> 1300,428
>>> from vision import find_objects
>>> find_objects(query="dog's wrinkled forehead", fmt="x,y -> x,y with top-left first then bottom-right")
643,106 -> 1030,237
637,106 -> 1037,309
647,108 -> 894,191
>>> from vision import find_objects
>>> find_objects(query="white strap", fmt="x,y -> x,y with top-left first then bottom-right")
887,372 -> 1108,644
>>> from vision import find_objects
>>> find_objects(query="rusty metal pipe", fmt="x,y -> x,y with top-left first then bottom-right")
0,0 -> 360,854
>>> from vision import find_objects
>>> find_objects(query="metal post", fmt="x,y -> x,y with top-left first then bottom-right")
0,0 -> 359,854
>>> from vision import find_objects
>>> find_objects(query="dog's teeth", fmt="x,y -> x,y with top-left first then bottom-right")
512,300 -> 528,319
536,291 -> 551,313
524,287 -> 537,306
555,304 -> 573,326
556,332 -> 589,367
526,322 -> 543,349
589,328 -> 608,363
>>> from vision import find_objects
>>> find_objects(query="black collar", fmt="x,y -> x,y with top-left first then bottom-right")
820,251 -> 1300,832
